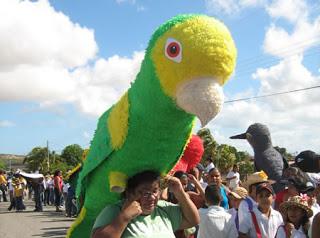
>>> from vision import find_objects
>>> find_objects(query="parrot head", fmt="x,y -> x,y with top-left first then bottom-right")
147,14 -> 237,126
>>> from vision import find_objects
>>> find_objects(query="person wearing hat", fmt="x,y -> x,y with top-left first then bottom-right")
228,187 -> 248,231
276,195 -> 313,238
238,171 -> 273,236
230,123 -> 287,193
239,182 -> 283,238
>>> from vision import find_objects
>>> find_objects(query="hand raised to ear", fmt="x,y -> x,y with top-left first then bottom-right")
121,195 -> 142,222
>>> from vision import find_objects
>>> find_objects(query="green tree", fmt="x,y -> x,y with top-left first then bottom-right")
215,144 -> 236,173
274,146 -> 294,161
61,144 -> 83,166
0,160 -> 6,170
197,128 -> 217,162
23,147 -> 49,172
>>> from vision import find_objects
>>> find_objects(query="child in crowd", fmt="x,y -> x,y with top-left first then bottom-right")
239,182 -> 283,238
13,174 -> 26,211
228,186 -> 248,231
198,184 -> 238,238
276,195 -> 313,238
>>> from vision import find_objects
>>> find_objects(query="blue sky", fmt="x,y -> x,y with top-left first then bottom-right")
0,0 -> 319,155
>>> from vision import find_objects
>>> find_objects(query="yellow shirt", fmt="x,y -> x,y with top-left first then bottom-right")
0,174 -> 7,185
13,177 -> 26,197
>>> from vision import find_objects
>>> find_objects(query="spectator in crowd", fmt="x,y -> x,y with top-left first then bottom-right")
239,182 -> 283,238
7,176 -> 16,211
276,195 -> 313,238
65,181 -> 77,217
226,164 -> 241,191
91,170 -> 199,238
228,186 -> 248,232
161,170 -> 198,238
207,168 -> 229,209
238,171 -> 271,235
0,170 -> 8,202
198,184 -> 238,238
311,212 -> 320,238
44,175 -> 51,206
54,170 -> 63,212
32,177 -> 45,212
13,174 -> 26,212
203,158 -> 215,174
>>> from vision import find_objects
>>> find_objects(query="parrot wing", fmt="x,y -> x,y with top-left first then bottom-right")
76,108 -> 114,196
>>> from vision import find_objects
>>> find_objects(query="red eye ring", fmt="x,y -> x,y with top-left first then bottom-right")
166,42 -> 180,58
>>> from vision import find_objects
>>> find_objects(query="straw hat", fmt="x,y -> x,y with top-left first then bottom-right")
280,195 -> 313,218
243,171 -> 274,189
229,186 -> 248,199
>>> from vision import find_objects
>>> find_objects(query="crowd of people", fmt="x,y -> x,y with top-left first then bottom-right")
91,153 -> 320,238
0,169 -> 77,217
1,152 -> 320,238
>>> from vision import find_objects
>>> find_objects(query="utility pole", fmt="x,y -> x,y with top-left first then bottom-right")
47,140 -> 50,171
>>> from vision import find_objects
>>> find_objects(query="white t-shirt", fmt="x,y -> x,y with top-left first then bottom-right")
198,205 -> 238,238
226,171 -> 240,190
205,162 -> 215,173
238,196 -> 257,232
239,206 -> 283,238
276,225 -> 307,238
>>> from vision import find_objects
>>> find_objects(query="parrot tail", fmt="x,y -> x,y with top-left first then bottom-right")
66,207 -> 95,238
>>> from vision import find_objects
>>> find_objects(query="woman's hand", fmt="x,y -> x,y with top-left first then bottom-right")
121,198 -> 142,222
284,222 -> 294,238
167,176 -> 184,196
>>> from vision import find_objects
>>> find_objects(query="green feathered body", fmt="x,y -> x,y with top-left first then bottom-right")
67,14 -> 237,238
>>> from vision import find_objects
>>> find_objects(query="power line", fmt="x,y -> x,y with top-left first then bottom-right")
224,85 -> 320,103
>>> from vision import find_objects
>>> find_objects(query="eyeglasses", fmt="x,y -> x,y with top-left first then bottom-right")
140,190 -> 160,199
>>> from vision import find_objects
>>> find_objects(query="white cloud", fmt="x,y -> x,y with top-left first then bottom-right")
0,0 -> 97,69
0,120 -> 15,127
0,0 -> 144,117
205,0 -> 241,15
204,0 -> 266,15
263,18 -> 320,58
266,0 -> 308,23
69,51 -> 144,116
202,0 -> 320,154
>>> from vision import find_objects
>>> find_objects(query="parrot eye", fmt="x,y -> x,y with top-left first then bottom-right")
165,38 -> 182,63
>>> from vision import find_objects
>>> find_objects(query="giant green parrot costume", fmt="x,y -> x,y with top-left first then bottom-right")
67,14 -> 237,238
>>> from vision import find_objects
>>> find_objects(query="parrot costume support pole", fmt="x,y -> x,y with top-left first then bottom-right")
67,14 -> 237,238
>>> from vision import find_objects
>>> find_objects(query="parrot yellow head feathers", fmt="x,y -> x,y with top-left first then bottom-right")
149,15 -> 237,126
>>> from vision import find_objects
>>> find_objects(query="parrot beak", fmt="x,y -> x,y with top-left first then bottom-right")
176,78 -> 224,127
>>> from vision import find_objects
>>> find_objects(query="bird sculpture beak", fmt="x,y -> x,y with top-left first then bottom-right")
229,133 -> 247,139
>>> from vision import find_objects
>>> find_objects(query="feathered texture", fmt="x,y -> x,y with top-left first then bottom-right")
171,135 -> 204,173
67,14 -> 237,238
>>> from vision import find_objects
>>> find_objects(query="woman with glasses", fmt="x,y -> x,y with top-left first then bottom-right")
91,170 -> 199,238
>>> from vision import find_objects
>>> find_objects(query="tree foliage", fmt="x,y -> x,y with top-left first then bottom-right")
0,160 -> 6,170
61,144 -> 83,166
197,128 -> 254,177
23,144 -> 83,174
274,146 -> 294,161
23,147 -> 49,172
197,128 -> 217,162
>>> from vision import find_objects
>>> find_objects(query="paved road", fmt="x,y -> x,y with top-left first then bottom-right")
0,199 -> 75,238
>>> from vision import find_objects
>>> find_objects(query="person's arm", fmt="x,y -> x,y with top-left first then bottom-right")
160,187 -> 169,200
92,200 -> 142,238
312,212 -> 320,238
188,174 -> 205,199
168,177 -> 200,230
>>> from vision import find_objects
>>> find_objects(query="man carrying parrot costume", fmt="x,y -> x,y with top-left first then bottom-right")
67,14 -> 237,238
